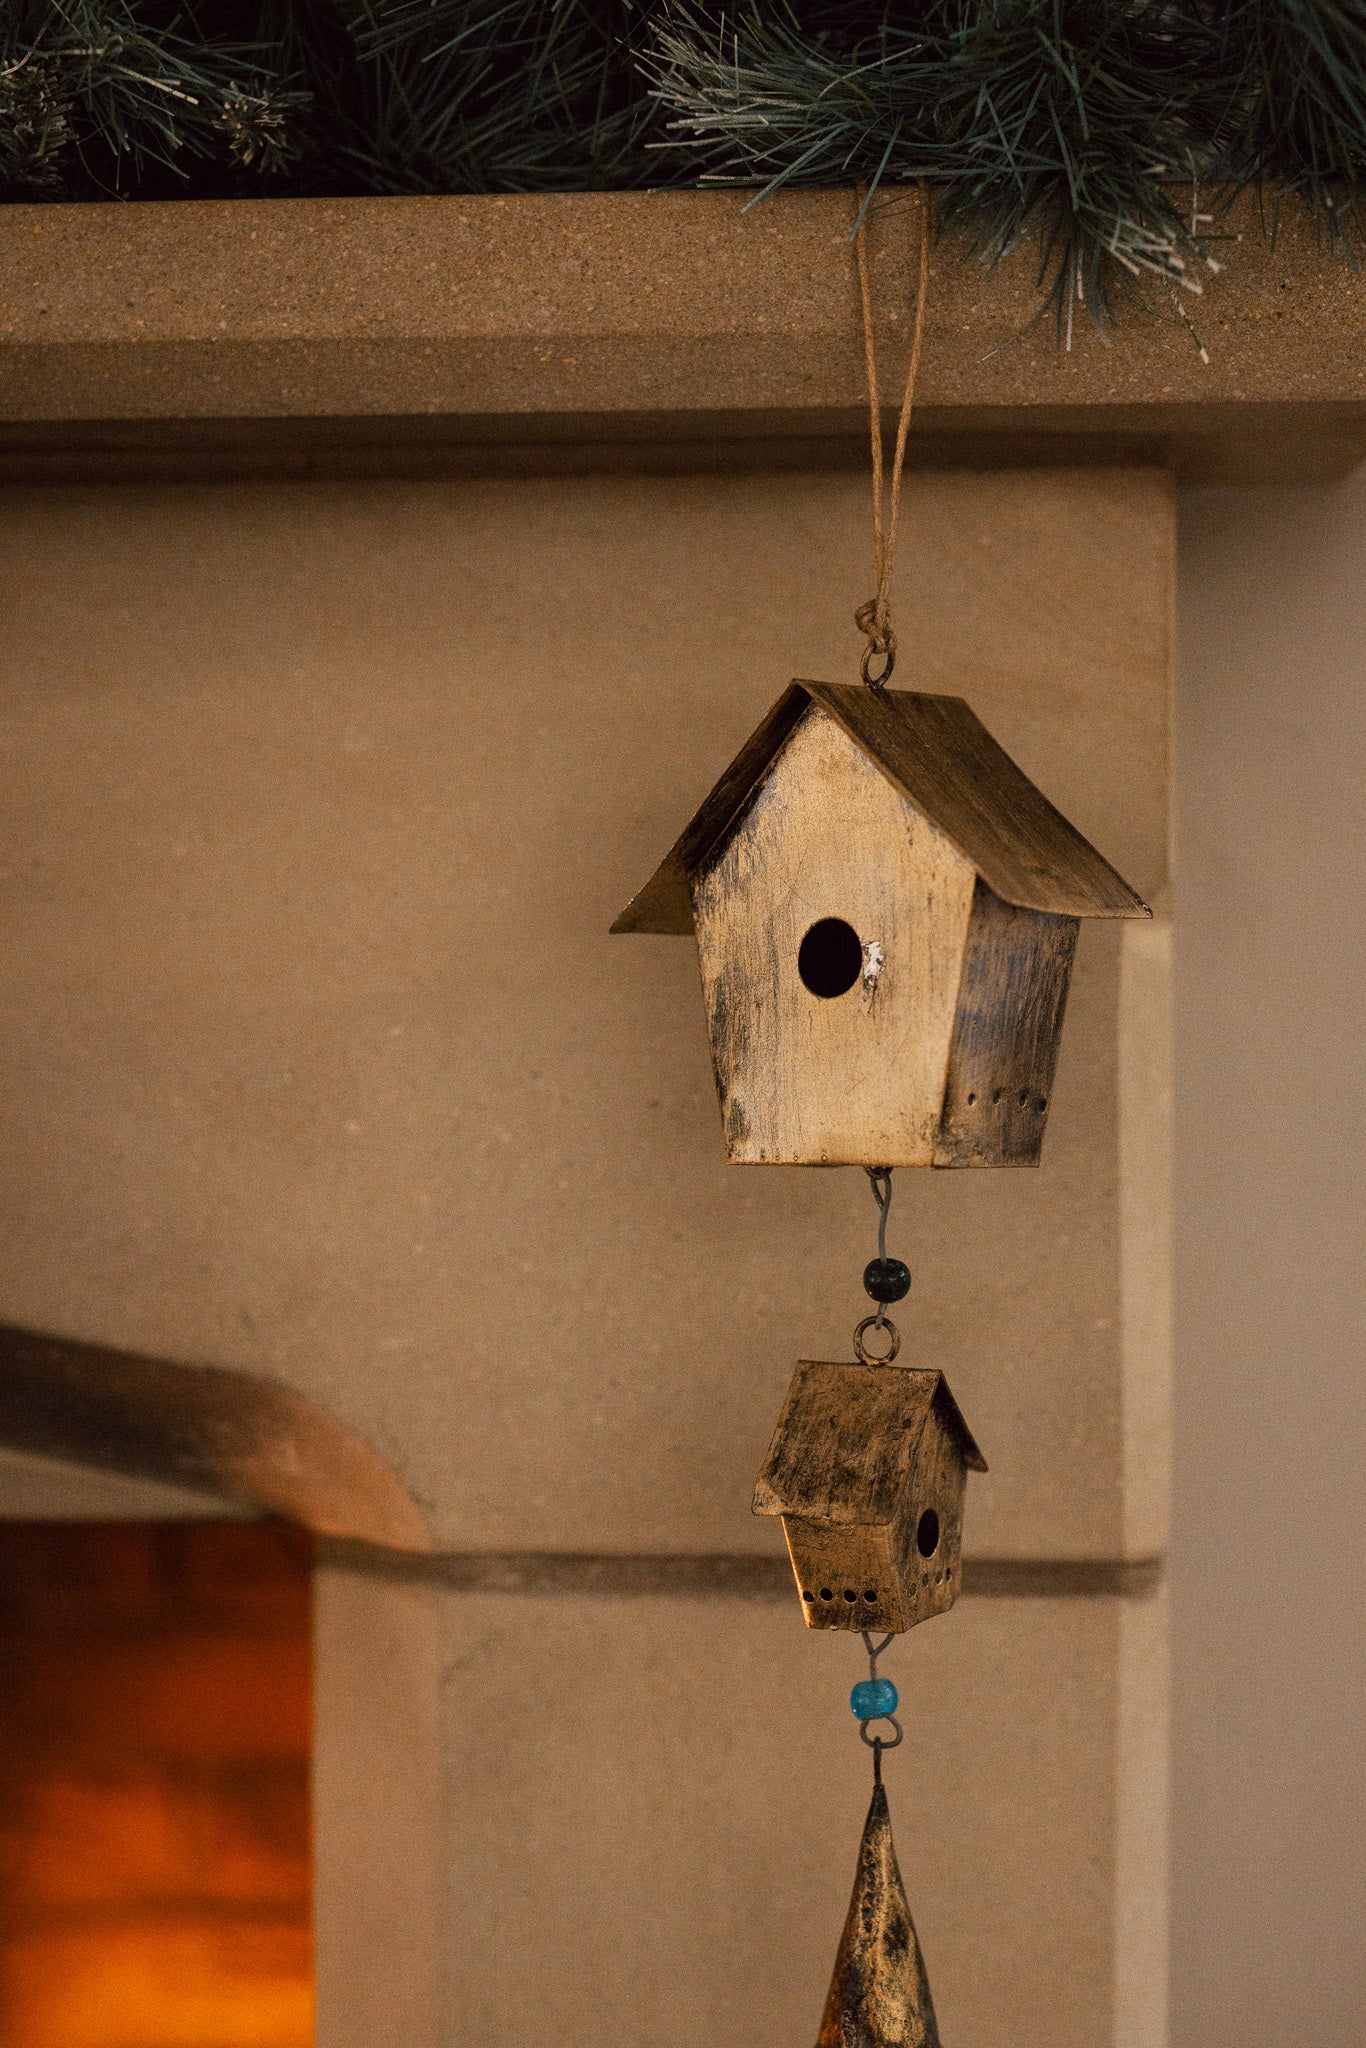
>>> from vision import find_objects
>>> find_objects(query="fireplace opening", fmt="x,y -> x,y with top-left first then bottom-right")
0,1519 -> 312,2048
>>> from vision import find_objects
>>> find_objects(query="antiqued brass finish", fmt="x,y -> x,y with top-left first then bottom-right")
753,1361 -> 985,1635
816,1774 -> 940,2048
852,1315 -> 901,1366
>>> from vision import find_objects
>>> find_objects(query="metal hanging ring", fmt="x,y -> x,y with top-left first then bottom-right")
860,1714 -> 904,1750
860,642 -> 896,689
854,1314 -> 901,1366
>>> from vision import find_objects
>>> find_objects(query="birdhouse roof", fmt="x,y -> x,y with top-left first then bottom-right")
752,1361 -> 987,1528
612,681 -> 1149,933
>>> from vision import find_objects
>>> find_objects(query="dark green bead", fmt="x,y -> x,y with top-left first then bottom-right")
863,1257 -> 911,1304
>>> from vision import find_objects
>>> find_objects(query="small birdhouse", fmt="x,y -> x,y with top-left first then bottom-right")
752,1359 -> 986,1635
613,682 -> 1149,1166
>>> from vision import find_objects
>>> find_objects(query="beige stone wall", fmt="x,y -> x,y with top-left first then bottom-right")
1174,474 -> 1366,2048
440,1585 -> 1150,2048
0,464 -> 1172,2046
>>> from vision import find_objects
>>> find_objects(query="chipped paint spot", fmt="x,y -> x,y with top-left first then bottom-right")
862,940 -> 885,994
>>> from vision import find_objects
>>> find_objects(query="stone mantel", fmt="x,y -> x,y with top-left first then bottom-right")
1,187 -> 1364,482
0,189 -> 1195,2044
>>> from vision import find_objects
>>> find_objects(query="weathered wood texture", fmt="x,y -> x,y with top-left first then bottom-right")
753,1360 -> 984,1634
615,682 -> 1148,934
935,884 -> 1080,1167
692,708 -> 978,1165
610,686 -> 810,936
817,1778 -> 941,2048
635,688 -> 1142,1166
756,1363 -> 932,1525
804,685 -> 1146,917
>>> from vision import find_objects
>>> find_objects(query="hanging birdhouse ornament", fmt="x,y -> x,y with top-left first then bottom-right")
613,683 -> 1148,1166
753,1355 -> 985,1635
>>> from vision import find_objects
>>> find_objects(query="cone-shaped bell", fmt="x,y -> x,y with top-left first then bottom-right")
816,1778 -> 941,2048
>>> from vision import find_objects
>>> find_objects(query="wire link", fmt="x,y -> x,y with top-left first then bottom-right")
866,1164 -> 893,1323
857,1631 -> 902,1756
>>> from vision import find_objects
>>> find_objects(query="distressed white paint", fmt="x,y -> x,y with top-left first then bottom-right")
861,939 -> 886,992
691,706 -> 978,1164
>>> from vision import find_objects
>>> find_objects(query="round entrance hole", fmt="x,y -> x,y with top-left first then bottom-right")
916,1508 -> 941,1558
798,918 -> 863,998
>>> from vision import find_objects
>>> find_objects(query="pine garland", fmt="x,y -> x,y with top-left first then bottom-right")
329,0 -> 655,192
0,3 -> 305,199
5,2 -> 1366,334
648,1 -> 1366,337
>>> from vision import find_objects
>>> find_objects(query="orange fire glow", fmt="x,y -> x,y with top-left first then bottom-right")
0,1521 -> 312,2048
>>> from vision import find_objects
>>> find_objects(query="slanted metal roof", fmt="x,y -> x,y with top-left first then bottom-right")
612,682 -> 1149,934
752,1361 -> 987,1529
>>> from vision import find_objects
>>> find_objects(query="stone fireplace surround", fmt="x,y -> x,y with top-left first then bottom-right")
0,187 -> 1360,2048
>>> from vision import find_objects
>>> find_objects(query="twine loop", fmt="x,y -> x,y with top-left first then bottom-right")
853,180 -> 931,690
854,597 -> 894,658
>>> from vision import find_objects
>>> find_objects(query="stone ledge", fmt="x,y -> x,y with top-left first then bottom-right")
317,1540 -> 1165,1599
1,188 -> 1363,481
0,400 -> 1355,488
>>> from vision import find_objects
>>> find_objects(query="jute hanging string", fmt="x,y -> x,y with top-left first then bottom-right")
853,181 -> 931,690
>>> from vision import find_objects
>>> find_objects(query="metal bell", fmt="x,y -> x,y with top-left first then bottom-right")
816,1773 -> 940,2048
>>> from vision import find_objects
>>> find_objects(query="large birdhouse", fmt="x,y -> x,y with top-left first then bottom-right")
613,682 -> 1148,1166
752,1360 -> 986,1635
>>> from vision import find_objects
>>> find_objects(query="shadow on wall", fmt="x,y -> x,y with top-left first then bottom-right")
0,1325 -> 431,1553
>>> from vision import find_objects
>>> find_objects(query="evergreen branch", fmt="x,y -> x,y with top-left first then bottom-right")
0,1 -> 307,199
290,0 -> 668,194
646,2 -> 1223,338
4,1 -> 1366,342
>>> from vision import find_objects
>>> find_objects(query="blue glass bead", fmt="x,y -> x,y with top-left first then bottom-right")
850,1677 -> 898,1720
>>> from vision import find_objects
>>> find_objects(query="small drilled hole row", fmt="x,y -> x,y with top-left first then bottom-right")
966,1090 -> 1048,1110
802,1587 -> 878,1605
